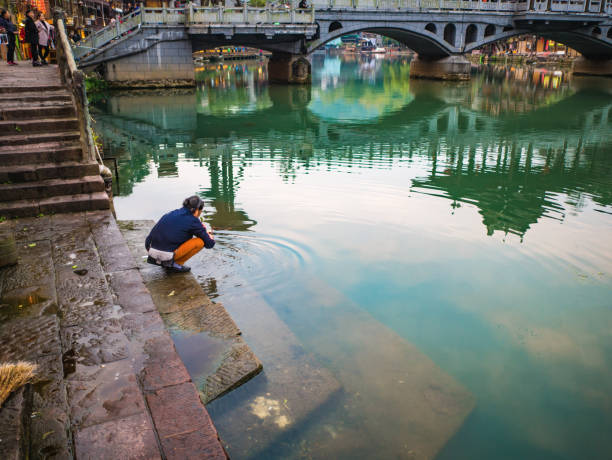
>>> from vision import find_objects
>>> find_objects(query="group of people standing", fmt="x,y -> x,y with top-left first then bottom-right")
0,8 -> 54,67
24,9 -> 55,66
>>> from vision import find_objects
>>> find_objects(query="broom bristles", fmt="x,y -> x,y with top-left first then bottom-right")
0,361 -> 37,407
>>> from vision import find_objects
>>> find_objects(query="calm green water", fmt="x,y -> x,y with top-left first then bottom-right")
94,55 -> 612,459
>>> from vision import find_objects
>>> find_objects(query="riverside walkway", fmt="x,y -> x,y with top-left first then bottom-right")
0,54 -> 258,458
0,211 -> 226,459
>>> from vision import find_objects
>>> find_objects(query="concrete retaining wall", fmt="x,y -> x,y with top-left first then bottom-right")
103,39 -> 195,83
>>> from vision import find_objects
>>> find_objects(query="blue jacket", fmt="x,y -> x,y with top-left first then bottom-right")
0,16 -> 17,34
145,207 -> 215,252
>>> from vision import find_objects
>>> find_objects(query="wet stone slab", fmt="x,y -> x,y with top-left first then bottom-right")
0,211 -> 227,459
1,240 -> 54,293
0,283 -> 58,323
87,211 -> 138,273
66,360 -> 147,430
0,387 -> 27,460
62,319 -> 130,366
0,315 -> 71,460
74,412 -> 161,460
10,215 -> 55,243
261,277 -> 476,460
107,268 -> 157,315
146,382 -> 226,460
140,334 -> 192,392
119,220 -> 263,404
206,284 -> 342,459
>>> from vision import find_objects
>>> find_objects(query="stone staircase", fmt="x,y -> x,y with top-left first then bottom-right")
0,65 -> 109,218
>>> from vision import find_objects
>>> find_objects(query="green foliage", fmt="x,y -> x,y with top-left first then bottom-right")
85,76 -> 109,94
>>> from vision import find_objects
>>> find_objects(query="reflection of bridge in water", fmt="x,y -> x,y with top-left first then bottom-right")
94,77 -> 612,238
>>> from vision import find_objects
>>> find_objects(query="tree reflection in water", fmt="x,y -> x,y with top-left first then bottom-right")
91,57 -> 612,240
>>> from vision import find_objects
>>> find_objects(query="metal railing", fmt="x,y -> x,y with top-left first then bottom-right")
73,10 -> 143,60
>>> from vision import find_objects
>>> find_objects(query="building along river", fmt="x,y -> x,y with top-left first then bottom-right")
92,54 -> 612,459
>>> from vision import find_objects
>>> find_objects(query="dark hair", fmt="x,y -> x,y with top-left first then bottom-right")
25,8 -> 32,15
183,195 -> 204,213
0,9 -> 7,18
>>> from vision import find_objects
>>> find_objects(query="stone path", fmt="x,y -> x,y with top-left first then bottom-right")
0,211 -> 226,459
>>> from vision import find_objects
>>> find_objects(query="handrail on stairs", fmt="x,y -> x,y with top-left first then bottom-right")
53,9 -> 98,165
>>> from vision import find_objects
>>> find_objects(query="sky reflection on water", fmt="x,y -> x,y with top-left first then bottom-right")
94,55 -> 612,459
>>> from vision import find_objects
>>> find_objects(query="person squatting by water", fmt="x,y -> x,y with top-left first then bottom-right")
145,195 -> 215,273
0,9 -> 17,66
24,9 -> 41,66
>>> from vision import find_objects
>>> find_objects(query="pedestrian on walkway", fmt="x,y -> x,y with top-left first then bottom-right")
0,9 -> 17,65
35,12 -> 53,65
71,29 -> 81,44
24,9 -> 40,66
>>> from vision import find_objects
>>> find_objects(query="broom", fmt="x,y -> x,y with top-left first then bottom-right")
0,361 -> 37,407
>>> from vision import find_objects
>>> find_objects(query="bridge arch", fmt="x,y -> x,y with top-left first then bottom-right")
308,22 -> 456,57
329,21 -> 342,33
464,28 -> 612,59
484,24 -> 496,38
465,24 -> 478,45
444,24 -> 457,46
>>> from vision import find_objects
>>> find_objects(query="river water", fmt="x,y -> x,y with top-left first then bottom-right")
94,54 -> 612,459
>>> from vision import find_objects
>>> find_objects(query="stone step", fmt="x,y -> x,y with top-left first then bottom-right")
0,104 -> 76,121
0,118 -> 79,136
205,281 -> 343,459
0,131 -> 81,147
0,142 -> 83,165
0,84 -> 66,94
0,175 -> 105,202
119,221 -> 342,460
0,90 -> 72,104
253,276 -> 476,459
0,161 -> 99,183
0,192 -> 110,218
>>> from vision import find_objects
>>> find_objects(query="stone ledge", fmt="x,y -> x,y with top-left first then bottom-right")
1,210 -> 227,459
74,412 -> 161,460
145,382 -> 226,460
119,220 -> 263,405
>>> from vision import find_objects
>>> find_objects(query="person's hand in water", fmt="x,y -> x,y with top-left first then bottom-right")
201,220 -> 214,240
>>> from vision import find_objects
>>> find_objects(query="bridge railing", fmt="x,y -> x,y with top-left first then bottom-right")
189,6 -> 315,24
73,10 -> 142,60
72,5 -> 315,61
313,0 -> 611,11
142,8 -> 187,24
314,0 -> 531,11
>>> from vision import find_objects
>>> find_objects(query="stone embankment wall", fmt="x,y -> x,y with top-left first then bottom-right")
83,29 -> 196,87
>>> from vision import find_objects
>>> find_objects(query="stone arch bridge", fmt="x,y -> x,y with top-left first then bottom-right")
72,0 -> 612,83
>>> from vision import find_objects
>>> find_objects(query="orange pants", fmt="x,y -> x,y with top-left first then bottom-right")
174,238 -> 204,265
